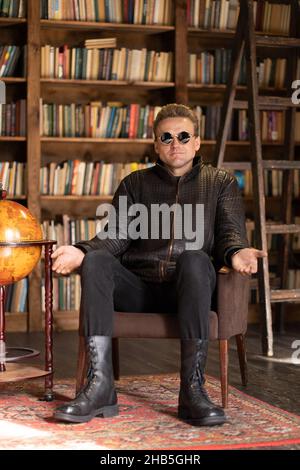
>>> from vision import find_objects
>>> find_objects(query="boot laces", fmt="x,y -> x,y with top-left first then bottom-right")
189,353 -> 210,401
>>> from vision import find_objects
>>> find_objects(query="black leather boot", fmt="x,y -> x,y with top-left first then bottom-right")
54,336 -> 118,423
178,339 -> 227,426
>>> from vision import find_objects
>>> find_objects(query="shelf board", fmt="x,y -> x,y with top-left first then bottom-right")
51,309 -> 79,331
5,312 -> 27,332
41,195 -> 113,201
0,17 -> 26,27
204,140 -> 300,146
188,27 -> 236,38
188,83 -> 287,93
40,137 -> 300,146
4,195 -> 27,199
40,19 -> 174,33
0,136 -> 26,141
0,77 -> 26,83
188,27 -> 292,43
41,137 -> 153,143
40,78 -> 175,89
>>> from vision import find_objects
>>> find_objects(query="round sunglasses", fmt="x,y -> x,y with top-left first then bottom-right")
157,131 -> 195,145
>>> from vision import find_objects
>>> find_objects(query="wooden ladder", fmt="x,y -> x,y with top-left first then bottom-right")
214,0 -> 300,357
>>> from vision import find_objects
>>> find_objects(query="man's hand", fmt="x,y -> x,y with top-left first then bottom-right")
51,245 -> 85,275
231,248 -> 267,276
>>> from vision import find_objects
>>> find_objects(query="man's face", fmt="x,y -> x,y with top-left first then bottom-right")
154,117 -> 201,175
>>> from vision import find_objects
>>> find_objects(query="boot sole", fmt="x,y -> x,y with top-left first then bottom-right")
54,404 -> 119,423
178,408 -> 227,427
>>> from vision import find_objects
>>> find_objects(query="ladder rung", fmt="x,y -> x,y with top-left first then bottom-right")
266,224 -> 300,234
270,289 -> 300,303
221,161 -> 300,170
221,162 -> 251,170
263,160 -> 300,170
256,36 -> 300,48
234,97 -> 297,110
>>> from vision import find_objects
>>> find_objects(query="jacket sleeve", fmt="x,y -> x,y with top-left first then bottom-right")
214,172 -> 249,268
74,176 -> 134,257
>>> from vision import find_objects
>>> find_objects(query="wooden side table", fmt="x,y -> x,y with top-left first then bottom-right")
0,240 -> 57,401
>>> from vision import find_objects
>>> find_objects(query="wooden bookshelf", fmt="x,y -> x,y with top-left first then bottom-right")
1,0 -> 299,332
40,19 -> 175,34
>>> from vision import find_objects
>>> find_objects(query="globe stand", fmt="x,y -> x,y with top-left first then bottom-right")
0,240 -> 57,401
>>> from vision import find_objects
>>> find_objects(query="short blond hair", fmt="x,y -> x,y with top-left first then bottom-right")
153,103 -> 199,139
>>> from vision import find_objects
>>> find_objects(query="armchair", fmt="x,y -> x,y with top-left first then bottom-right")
76,268 -> 250,408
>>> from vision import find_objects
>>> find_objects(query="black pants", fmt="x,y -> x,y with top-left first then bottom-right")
80,249 -> 216,340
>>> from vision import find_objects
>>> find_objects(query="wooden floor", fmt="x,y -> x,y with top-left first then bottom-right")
5,323 -> 300,449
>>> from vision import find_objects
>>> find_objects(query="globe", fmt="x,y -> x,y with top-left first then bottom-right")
0,199 -> 43,286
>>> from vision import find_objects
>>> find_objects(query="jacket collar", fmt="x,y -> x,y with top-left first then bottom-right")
154,155 -> 204,183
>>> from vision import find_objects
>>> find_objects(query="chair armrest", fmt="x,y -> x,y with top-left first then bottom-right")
217,266 -> 232,274
217,269 -> 250,339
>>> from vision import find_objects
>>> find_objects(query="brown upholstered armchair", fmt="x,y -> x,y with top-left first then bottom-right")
76,268 -> 250,408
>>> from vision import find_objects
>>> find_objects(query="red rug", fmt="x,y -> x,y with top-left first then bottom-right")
0,373 -> 300,450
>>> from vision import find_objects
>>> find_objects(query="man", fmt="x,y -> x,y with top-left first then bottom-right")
52,103 -> 266,427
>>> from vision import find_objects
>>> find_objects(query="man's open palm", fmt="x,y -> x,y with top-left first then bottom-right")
231,248 -> 267,276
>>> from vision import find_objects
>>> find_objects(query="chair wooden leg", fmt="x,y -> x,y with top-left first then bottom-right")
219,339 -> 228,409
235,334 -> 248,386
76,335 -> 87,394
112,338 -> 120,380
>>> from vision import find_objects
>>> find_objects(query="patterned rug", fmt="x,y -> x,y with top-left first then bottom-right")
0,373 -> 300,450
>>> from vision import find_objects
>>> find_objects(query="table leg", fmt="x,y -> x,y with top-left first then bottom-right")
0,286 -> 6,372
43,244 -> 54,401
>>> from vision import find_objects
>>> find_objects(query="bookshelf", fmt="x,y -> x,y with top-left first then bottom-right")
1,0 -> 300,332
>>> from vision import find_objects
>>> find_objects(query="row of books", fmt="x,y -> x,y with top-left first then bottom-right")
2,100 -> 299,143
41,45 -> 173,82
40,0 -> 174,25
287,269 -> 300,290
0,45 -> 21,77
38,159 -> 300,198
41,274 -> 81,312
238,110 -> 286,142
0,100 -> 26,136
0,161 -> 26,196
40,102 -> 161,138
189,53 -> 287,88
195,106 -> 300,142
189,49 -> 244,85
40,160 -> 154,196
233,169 -> 300,198
3,159 -> 300,200
39,101 -> 300,142
188,0 -> 291,35
0,0 -> 25,17
39,0 -> 292,35
42,214 -> 98,246
4,278 -> 28,313
257,57 -> 287,89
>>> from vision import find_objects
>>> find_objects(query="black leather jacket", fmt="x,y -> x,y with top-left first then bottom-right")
75,156 -> 249,282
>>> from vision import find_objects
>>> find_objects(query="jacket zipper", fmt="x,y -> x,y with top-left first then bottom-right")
162,178 -> 180,279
